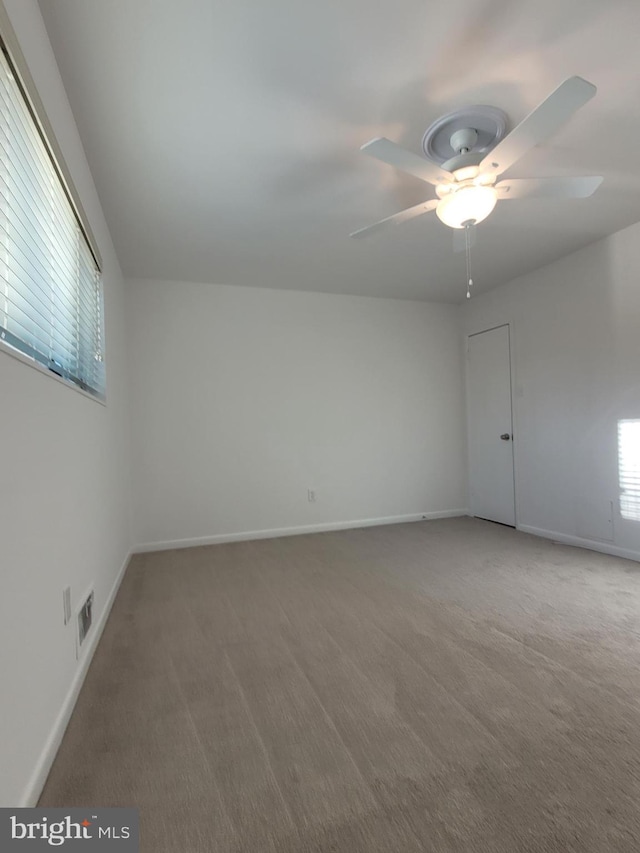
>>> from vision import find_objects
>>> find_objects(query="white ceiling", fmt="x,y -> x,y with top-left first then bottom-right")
38,0 -> 640,302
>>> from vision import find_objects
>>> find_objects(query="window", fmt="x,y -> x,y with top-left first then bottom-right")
0,34 -> 104,398
618,420 -> 640,522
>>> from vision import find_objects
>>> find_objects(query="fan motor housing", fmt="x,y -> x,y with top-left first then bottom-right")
441,150 -> 484,174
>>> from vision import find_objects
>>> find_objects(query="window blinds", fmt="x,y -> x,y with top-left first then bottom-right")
619,420 -> 640,522
0,44 -> 104,398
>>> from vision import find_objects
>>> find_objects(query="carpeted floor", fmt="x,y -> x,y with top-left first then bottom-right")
39,517 -> 640,851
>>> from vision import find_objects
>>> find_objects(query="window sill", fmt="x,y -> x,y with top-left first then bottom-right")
0,337 -> 106,406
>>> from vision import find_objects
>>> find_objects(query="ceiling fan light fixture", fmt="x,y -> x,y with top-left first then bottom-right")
474,172 -> 497,187
453,164 -> 480,182
436,183 -> 454,199
436,185 -> 497,229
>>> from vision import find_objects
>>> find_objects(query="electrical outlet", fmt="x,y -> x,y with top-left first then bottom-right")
308,489 -> 316,503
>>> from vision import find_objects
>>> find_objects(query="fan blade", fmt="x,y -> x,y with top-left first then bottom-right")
361,137 -> 451,186
480,77 -> 597,178
453,223 -> 477,253
496,176 -> 602,200
350,199 -> 438,239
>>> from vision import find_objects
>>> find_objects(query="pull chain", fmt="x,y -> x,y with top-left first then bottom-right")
464,222 -> 474,299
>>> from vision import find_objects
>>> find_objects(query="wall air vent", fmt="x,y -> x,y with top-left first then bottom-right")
77,591 -> 94,650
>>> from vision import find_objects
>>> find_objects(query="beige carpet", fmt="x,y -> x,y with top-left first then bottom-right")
40,518 -> 640,851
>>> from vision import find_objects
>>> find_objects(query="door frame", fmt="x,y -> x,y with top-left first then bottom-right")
465,321 -> 519,527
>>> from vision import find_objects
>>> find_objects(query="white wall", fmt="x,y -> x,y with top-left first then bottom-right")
461,220 -> 640,560
0,1 -> 132,806
127,280 -> 467,548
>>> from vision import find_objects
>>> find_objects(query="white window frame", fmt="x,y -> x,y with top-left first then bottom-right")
618,419 -> 640,523
0,3 -> 105,402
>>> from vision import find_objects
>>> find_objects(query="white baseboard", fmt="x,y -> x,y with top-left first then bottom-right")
20,549 -> 132,808
133,509 -> 469,554
518,524 -> 640,563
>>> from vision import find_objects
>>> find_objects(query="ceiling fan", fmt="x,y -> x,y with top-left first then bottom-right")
351,77 -> 602,241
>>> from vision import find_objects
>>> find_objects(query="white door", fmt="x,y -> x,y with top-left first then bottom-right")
467,324 -> 516,526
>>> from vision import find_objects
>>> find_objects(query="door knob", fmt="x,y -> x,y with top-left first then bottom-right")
500,433 -> 511,440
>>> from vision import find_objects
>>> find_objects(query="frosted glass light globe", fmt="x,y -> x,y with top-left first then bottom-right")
436,185 -> 498,229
